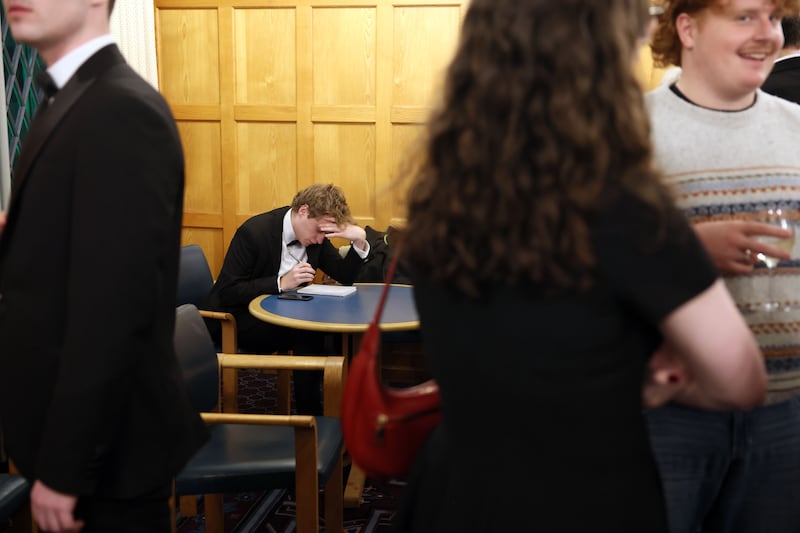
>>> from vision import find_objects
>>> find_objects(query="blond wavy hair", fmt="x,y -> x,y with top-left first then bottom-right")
290,183 -> 353,225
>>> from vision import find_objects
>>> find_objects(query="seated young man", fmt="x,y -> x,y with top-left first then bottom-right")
206,183 -> 369,413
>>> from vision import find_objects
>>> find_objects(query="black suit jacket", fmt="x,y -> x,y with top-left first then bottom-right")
0,45 -> 207,498
205,207 -> 364,334
762,56 -> 800,105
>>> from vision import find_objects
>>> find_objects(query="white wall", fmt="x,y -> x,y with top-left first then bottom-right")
110,0 -> 159,89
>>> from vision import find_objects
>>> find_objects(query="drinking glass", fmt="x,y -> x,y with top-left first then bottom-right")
754,207 -> 796,312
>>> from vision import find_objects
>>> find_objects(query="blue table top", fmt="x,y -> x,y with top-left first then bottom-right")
249,283 -> 419,333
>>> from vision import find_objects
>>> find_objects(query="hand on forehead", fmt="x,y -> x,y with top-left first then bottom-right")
317,216 -> 341,231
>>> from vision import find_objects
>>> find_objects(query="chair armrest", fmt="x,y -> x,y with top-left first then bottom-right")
201,412 -> 316,428
199,310 -> 238,353
218,354 -> 346,417
199,412 -> 320,507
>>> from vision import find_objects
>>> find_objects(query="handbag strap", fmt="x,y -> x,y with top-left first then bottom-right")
370,251 -> 401,326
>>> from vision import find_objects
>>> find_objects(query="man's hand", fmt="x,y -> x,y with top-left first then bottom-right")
319,220 -> 368,251
0,211 -> 6,236
280,262 -> 316,291
642,343 -> 688,408
30,480 -> 84,533
693,220 -> 792,275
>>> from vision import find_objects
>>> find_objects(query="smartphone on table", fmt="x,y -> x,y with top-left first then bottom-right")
277,293 -> 314,301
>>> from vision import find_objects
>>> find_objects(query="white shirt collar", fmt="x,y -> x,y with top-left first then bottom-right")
47,34 -> 115,89
775,50 -> 800,63
282,209 -> 298,245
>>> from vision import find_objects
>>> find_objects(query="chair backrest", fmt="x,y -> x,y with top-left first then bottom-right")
0,474 -> 29,523
174,304 -> 220,413
177,245 -> 215,308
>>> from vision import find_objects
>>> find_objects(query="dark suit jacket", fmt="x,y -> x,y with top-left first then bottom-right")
762,56 -> 800,105
0,45 -> 207,498
205,207 -> 364,334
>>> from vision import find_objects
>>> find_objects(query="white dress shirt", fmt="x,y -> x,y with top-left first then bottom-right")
47,34 -> 115,89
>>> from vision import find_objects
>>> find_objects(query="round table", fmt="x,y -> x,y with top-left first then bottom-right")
249,283 -> 420,507
248,283 -> 419,334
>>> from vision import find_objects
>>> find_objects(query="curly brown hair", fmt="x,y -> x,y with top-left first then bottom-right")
402,0 -> 673,297
290,183 -> 353,225
651,0 -> 800,67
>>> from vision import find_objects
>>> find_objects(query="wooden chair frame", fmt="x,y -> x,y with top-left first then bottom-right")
204,309 -> 292,415
177,353 -> 345,533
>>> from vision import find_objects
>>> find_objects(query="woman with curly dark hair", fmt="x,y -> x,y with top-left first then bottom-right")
395,0 -> 766,531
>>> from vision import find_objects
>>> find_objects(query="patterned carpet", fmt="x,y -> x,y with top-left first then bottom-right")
176,478 -> 405,532
176,369 -> 405,532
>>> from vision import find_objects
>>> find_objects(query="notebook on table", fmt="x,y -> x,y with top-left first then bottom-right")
297,284 -> 357,297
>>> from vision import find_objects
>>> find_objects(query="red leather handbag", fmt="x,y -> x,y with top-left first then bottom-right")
341,253 -> 441,478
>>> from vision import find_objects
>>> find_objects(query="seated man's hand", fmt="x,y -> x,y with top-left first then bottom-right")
693,220 -> 792,275
280,262 -> 316,291
318,219 -> 368,251
30,480 -> 84,533
0,211 -> 6,236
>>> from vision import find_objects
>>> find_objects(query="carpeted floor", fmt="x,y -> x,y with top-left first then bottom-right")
176,369 -> 405,532
176,478 -> 405,532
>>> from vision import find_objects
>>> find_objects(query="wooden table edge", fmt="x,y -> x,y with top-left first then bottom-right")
248,294 -> 420,332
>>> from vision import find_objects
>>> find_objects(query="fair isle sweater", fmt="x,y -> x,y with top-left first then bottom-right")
646,85 -> 800,404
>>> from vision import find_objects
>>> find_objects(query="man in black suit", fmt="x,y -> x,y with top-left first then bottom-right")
0,0 -> 207,531
762,15 -> 800,104
206,183 -> 368,413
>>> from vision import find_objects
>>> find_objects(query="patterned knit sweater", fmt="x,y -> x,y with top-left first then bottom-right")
646,85 -> 800,404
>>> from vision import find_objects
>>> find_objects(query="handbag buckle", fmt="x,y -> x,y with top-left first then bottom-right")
375,413 -> 389,444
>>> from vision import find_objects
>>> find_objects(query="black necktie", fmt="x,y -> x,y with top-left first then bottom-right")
36,70 -> 58,101
288,240 -> 300,247
23,71 -> 58,144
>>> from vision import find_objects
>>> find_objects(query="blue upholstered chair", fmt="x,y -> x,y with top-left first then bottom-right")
173,304 -> 345,533
177,244 -> 292,414
176,245 -> 238,354
176,245 -> 214,308
0,472 -> 32,532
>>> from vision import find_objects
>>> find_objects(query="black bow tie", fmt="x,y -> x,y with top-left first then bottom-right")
36,70 -> 58,98
287,240 -> 300,247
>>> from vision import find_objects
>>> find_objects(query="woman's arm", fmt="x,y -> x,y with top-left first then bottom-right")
645,279 -> 766,410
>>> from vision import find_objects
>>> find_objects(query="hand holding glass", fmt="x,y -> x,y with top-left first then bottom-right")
753,207 -> 795,312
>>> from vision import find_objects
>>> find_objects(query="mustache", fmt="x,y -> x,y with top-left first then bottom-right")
739,44 -> 778,54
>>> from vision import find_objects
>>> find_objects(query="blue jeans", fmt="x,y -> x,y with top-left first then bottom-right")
646,396 -> 800,533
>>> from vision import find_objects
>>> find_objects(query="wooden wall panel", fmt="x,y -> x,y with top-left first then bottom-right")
157,9 -> 220,104
635,44 -> 669,91
390,123 -> 426,225
177,121 -> 222,214
234,9 -> 296,105
312,8 -> 376,106
392,6 -> 460,108
155,0 -> 469,272
236,122 -> 298,214
313,124 -> 376,225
